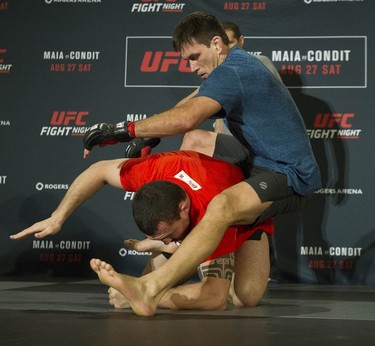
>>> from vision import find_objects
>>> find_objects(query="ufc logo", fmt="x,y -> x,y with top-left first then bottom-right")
140,51 -> 191,73
0,48 -> 6,63
314,113 -> 354,129
50,111 -> 89,126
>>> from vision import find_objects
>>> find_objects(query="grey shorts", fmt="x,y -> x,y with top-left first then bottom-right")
214,134 -> 309,223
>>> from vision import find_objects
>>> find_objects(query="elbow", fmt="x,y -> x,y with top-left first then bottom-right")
177,119 -> 198,133
87,161 -> 108,184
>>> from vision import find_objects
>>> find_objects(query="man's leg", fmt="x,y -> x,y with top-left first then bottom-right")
230,233 -> 270,307
98,259 -> 232,311
180,129 -> 217,156
180,130 -> 252,170
91,181 -> 271,316
108,251 -> 169,309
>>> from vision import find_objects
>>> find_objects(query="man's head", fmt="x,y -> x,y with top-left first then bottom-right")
172,12 -> 230,79
222,21 -> 245,49
132,180 -> 191,244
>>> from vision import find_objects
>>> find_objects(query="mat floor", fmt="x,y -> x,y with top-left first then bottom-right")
0,279 -> 373,346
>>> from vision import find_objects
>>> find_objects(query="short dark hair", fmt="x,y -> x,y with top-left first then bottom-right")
222,21 -> 243,40
172,12 -> 229,52
132,180 -> 187,236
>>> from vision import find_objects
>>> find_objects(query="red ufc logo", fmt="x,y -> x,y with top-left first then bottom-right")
140,51 -> 191,73
0,48 -> 7,63
50,111 -> 89,126
314,113 -> 354,129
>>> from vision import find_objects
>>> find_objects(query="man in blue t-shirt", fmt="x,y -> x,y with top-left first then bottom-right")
82,12 -> 322,316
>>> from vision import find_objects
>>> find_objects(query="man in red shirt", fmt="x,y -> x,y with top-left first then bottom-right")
11,151 -> 273,311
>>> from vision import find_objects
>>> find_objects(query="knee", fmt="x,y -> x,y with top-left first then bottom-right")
234,294 -> 262,308
180,130 -> 212,151
232,285 -> 265,308
207,192 -> 240,226
205,193 -> 232,226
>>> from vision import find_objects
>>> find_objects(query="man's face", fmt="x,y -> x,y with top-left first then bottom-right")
148,198 -> 191,245
180,38 -> 221,80
150,217 -> 189,245
225,29 -> 244,49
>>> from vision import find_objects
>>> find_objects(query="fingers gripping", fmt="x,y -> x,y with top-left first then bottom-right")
124,138 -> 161,158
83,122 -> 133,151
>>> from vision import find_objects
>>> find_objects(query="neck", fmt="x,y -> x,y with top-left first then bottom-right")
220,45 -> 231,64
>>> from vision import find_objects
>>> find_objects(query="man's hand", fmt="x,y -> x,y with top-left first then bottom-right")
10,217 -> 63,240
83,121 -> 134,158
125,138 -> 161,158
124,238 -> 179,254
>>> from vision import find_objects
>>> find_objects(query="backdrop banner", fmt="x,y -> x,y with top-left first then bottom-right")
1,0 -> 374,285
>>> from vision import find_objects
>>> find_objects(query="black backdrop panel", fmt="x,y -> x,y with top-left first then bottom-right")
1,0 -> 374,284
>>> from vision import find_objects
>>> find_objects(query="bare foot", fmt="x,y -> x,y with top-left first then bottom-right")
90,258 -> 159,316
108,287 -> 130,309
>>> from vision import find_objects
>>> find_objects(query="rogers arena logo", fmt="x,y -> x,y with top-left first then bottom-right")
36,182 -> 69,191
119,248 -> 152,257
223,1 -> 267,11
304,0 -> 364,4
314,187 -> 363,195
0,176 -> 7,184
45,0 -> 102,4
0,120 -> 10,126
0,48 -> 13,74
40,111 -> 90,136
43,50 -> 100,73
307,112 -> 362,139
131,0 -> 186,13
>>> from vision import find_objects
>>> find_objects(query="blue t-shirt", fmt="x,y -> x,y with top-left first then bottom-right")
196,47 -> 321,196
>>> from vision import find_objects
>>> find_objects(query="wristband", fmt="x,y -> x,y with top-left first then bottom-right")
127,122 -> 136,137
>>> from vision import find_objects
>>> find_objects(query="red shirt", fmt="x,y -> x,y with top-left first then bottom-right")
120,150 -> 273,261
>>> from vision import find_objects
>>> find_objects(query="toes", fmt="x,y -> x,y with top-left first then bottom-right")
99,261 -> 107,270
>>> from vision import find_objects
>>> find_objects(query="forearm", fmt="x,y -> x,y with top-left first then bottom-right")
142,253 -> 168,275
51,162 -> 108,224
11,159 -> 126,240
134,97 -> 220,138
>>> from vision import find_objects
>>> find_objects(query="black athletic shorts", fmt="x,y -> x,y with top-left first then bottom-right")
214,134 -> 309,224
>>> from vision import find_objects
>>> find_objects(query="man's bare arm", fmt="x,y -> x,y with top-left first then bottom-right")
174,88 -> 199,107
134,96 -> 221,137
10,159 -> 127,240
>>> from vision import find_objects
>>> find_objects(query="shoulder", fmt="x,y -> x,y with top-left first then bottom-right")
254,55 -> 282,80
